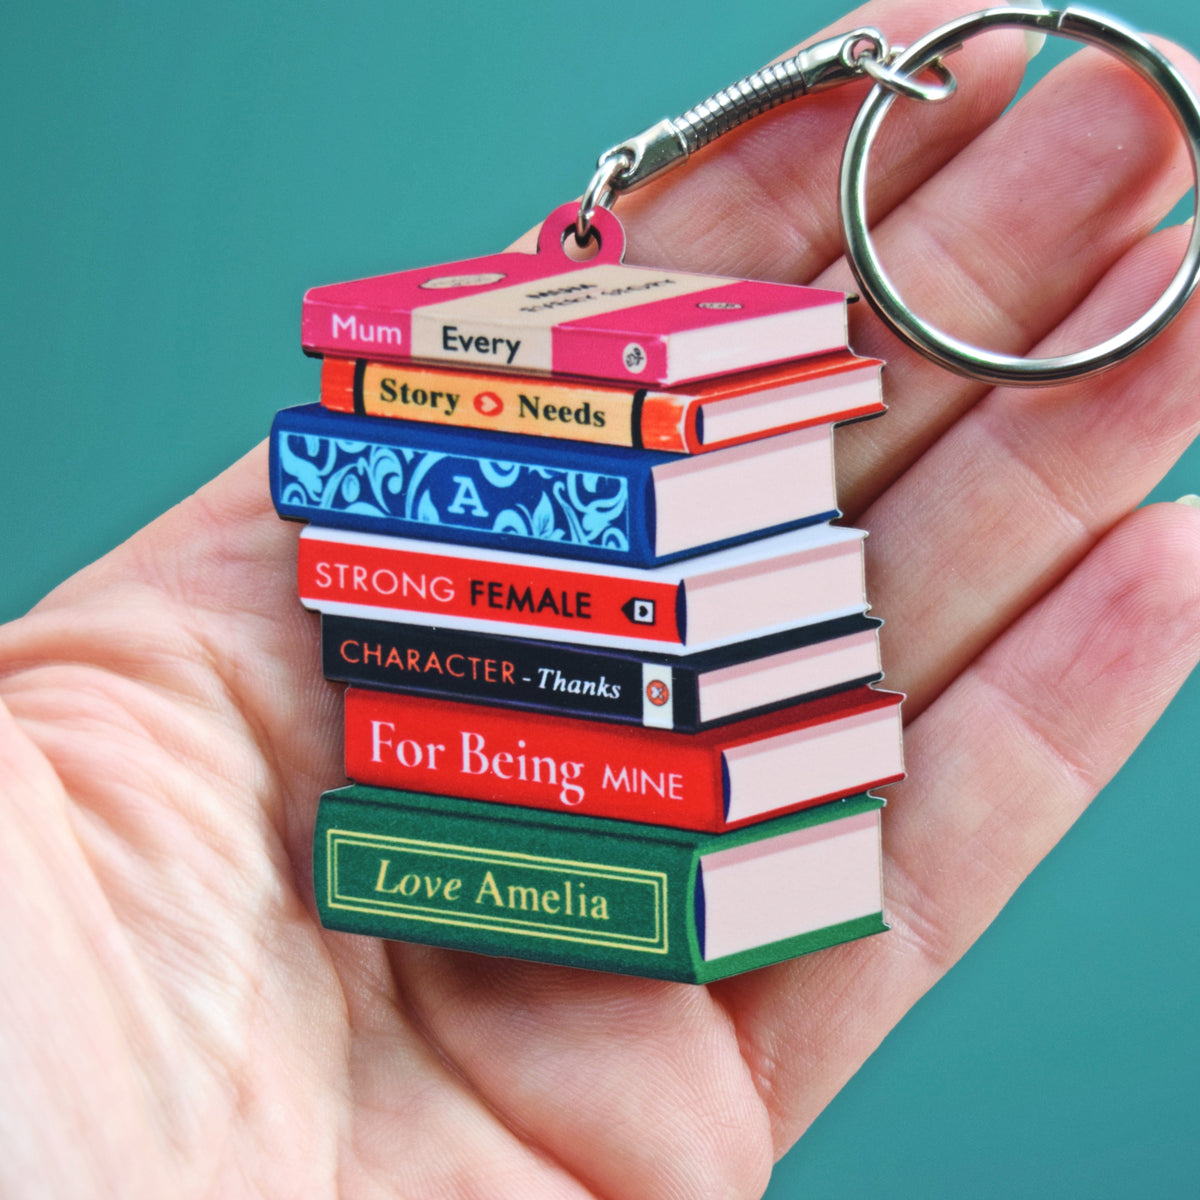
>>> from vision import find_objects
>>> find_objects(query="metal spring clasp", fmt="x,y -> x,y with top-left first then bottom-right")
576,6 -> 1200,386
576,27 -> 956,243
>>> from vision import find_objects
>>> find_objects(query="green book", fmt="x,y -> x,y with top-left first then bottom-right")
314,785 -> 887,983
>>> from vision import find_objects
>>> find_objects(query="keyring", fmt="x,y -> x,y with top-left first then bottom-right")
288,5 -> 1200,983
840,4 -> 1200,386
839,31 -> 958,103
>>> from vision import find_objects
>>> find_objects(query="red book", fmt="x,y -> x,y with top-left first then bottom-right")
319,351 -> 884,454
300,202 -> 847,386
344,686 -> 904,832
298,523 -> 868,655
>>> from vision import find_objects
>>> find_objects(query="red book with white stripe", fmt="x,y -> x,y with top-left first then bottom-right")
302,202 -> 847,386
344,687 -> 904,832
319,350 -> 884,454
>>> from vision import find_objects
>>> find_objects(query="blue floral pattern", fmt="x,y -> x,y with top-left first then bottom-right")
278,433 -> 630,552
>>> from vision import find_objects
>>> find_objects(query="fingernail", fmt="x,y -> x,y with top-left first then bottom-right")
1026,0 -> 1047,59
1175,494 -> 1200,509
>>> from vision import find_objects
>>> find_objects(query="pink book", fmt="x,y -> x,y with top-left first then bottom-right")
302,203 -> 848,386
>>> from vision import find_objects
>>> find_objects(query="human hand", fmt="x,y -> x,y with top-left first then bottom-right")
2,0 -> 1199,1196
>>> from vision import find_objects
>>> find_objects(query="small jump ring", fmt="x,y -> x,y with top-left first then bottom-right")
856,48 -> 958,103
836,30 -> 957,103
577,151 -> 631,244
839,5 -> 1200,386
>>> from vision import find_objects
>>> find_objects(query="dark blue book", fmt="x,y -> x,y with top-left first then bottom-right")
270,403 -> 838,567
321,611 -> 882,730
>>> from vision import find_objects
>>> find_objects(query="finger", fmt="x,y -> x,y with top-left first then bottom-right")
867,221 -> 1200,715
566,0 -> 1034,284
0,699 -> 172,1196
824,37 -> 1198,514
319,937 -> 599,1200
13,443 -> 346,846
392,946 -> 773,1200
713,499 -> 1200,1152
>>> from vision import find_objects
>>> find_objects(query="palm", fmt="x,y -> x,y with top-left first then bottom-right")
2,1 -> 1200,1196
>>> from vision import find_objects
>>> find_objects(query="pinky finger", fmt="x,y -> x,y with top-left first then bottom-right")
714,499 -> 1200,1153
887,497 -> 1200,970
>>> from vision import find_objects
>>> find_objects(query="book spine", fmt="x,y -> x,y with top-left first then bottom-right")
301,302 -> 415,363
640,396 -> 698,453
314,786 -> 703,979
321,357 -> 689,450
343,688 -> 723,829
319,357 -> 360,413
305,301 -> 677,383
270,404 -> 663,567
297,533 -> 686,644
316,356 -> 883,455
322,615 -> 701,729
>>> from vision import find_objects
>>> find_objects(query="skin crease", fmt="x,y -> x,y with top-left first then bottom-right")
2,1 -> 1200,1197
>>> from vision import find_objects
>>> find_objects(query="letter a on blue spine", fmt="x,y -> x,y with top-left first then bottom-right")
269,403 -> 836,567
314,786 -> 887,982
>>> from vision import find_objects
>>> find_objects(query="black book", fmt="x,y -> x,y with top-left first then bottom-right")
321,611 -> 883,731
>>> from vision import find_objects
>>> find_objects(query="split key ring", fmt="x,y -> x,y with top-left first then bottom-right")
840,4 -> 1200,386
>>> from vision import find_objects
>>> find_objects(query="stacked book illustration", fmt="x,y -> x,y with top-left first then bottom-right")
271,202 -> 904,982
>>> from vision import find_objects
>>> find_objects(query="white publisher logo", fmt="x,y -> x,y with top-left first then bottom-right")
622,343 -> 647,373
641,662 -> 674,729
622,597 -> 656,625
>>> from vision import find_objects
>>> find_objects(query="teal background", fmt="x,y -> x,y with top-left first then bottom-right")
1,1 -> 1196,1195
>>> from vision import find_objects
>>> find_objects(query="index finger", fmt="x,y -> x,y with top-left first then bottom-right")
612,0 -> 1034,282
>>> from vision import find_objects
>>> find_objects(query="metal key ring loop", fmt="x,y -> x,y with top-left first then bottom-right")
577,150 -> 632,244
854,44 -> 959,103
840,5 -> 1200,386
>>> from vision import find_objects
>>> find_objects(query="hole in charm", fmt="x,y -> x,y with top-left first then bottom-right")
562,225 -> 603,262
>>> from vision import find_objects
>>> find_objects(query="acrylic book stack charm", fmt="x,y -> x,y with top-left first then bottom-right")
267,5 -> 1200,981
271,200 -> 904,982
299,204 -> 850,381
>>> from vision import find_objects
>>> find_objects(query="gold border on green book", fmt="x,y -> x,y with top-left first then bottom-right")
326,829 -> 671,954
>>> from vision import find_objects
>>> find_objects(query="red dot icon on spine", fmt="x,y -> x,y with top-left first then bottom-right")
645,679 -> 670,706
474,391 -> 503,417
